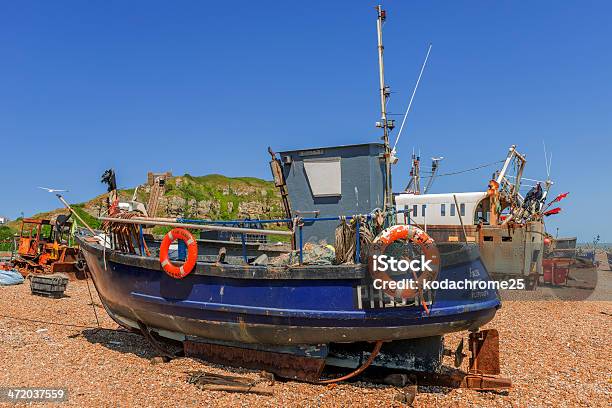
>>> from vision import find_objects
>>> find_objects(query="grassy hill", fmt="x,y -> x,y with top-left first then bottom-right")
1,173 -> 284,247
81,173 -> 284,220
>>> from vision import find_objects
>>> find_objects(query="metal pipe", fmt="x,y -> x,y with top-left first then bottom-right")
178,209 -> 411,227
139,225 -> 145,256
98,217 -> 293,236
355,221 -> 361,263
375,5 -> 393,212
496,145 -> 516,185
178,218 -> 291,225
301,209 -> 410,224
376,5 -> 387,138
100,209 -> 412,239
241,234 -> 247,263
453,194 -> 468,242
299,225 -> 303,265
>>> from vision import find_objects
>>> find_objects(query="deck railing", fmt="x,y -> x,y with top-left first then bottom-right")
99,209 -> 410,265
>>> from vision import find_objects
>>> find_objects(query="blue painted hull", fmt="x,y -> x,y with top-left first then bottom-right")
77,233 -> 501,345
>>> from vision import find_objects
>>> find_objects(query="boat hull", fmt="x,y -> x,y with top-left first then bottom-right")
77,232 -> 500,345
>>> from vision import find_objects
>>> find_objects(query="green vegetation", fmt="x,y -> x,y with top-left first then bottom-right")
163,173 -> 283,220
151,225 -> 173,236
0,225 -> 15,251
8,173 -> 287,242
71,204 -> 102,230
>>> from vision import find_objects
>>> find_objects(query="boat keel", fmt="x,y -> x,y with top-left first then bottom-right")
184,339 -> 327,382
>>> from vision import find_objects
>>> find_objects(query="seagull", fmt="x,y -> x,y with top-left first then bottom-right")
38,186 -> 69,193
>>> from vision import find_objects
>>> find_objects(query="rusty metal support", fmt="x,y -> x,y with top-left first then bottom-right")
462,329 -> 511,390
468,329 -> 500,375
398,329 -> 510,391
462,373 -> 512,390
184,341 -> 326,382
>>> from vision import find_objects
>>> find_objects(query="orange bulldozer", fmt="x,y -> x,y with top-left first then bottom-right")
12,213 -> 86,279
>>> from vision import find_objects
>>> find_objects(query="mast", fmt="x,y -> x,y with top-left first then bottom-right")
405,153 -> 420,194
375,5 -> 394,210
423,156 -> 443,194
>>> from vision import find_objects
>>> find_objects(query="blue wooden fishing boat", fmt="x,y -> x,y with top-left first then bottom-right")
75,142 -> 502,381
75,7 -> 509,384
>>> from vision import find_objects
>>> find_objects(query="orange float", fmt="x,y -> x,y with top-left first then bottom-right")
159,228 -> 198,279
369,224 -> 440,306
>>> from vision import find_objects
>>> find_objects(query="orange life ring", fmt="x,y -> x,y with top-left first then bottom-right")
369,224 -> 440,301
159,228 -> 198,279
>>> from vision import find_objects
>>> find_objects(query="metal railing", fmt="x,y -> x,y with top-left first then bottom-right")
100,209 -> 410,265
176,209 -> 410,265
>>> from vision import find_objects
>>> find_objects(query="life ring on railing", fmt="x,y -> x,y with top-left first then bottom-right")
368,224 -> 440,302
159,228 -> 198,279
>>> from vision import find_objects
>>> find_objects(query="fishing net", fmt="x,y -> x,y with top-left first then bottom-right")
268,241 -> 336,266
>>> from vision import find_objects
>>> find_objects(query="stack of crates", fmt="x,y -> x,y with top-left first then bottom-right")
30,274 -> 69,298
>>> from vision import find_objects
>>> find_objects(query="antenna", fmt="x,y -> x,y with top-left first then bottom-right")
542,141 -> 553,179
405,154 -> 421,194
392,43 -> 433,152
541,141 -> 554,208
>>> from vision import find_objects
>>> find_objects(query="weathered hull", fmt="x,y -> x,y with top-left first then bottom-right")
77,232 -> 500,345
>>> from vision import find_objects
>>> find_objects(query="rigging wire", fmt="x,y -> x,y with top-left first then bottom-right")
85,277 -> 101,328
420,159 -> 504,178
0,313 -> 132,333
392,43 -> 433,152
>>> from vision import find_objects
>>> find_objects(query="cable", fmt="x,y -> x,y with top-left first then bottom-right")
318,340 -> 384,384
421,160 -> 504,178
393,44 -> 433,151
85,276 -> 101,328
0,313 -> 119,332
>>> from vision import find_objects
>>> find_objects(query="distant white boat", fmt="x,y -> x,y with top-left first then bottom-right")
395,145 -> 548,289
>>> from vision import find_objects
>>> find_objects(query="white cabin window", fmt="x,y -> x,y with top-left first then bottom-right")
303,157 -> 342,197
422,204 -> 427,217
440,204 -> 446,216
460,203 -> 465,217
412,205 -> 418,217
450,203 -> 456,216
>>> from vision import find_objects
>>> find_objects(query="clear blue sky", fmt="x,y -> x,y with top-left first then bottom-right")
1,1 -> 610,242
